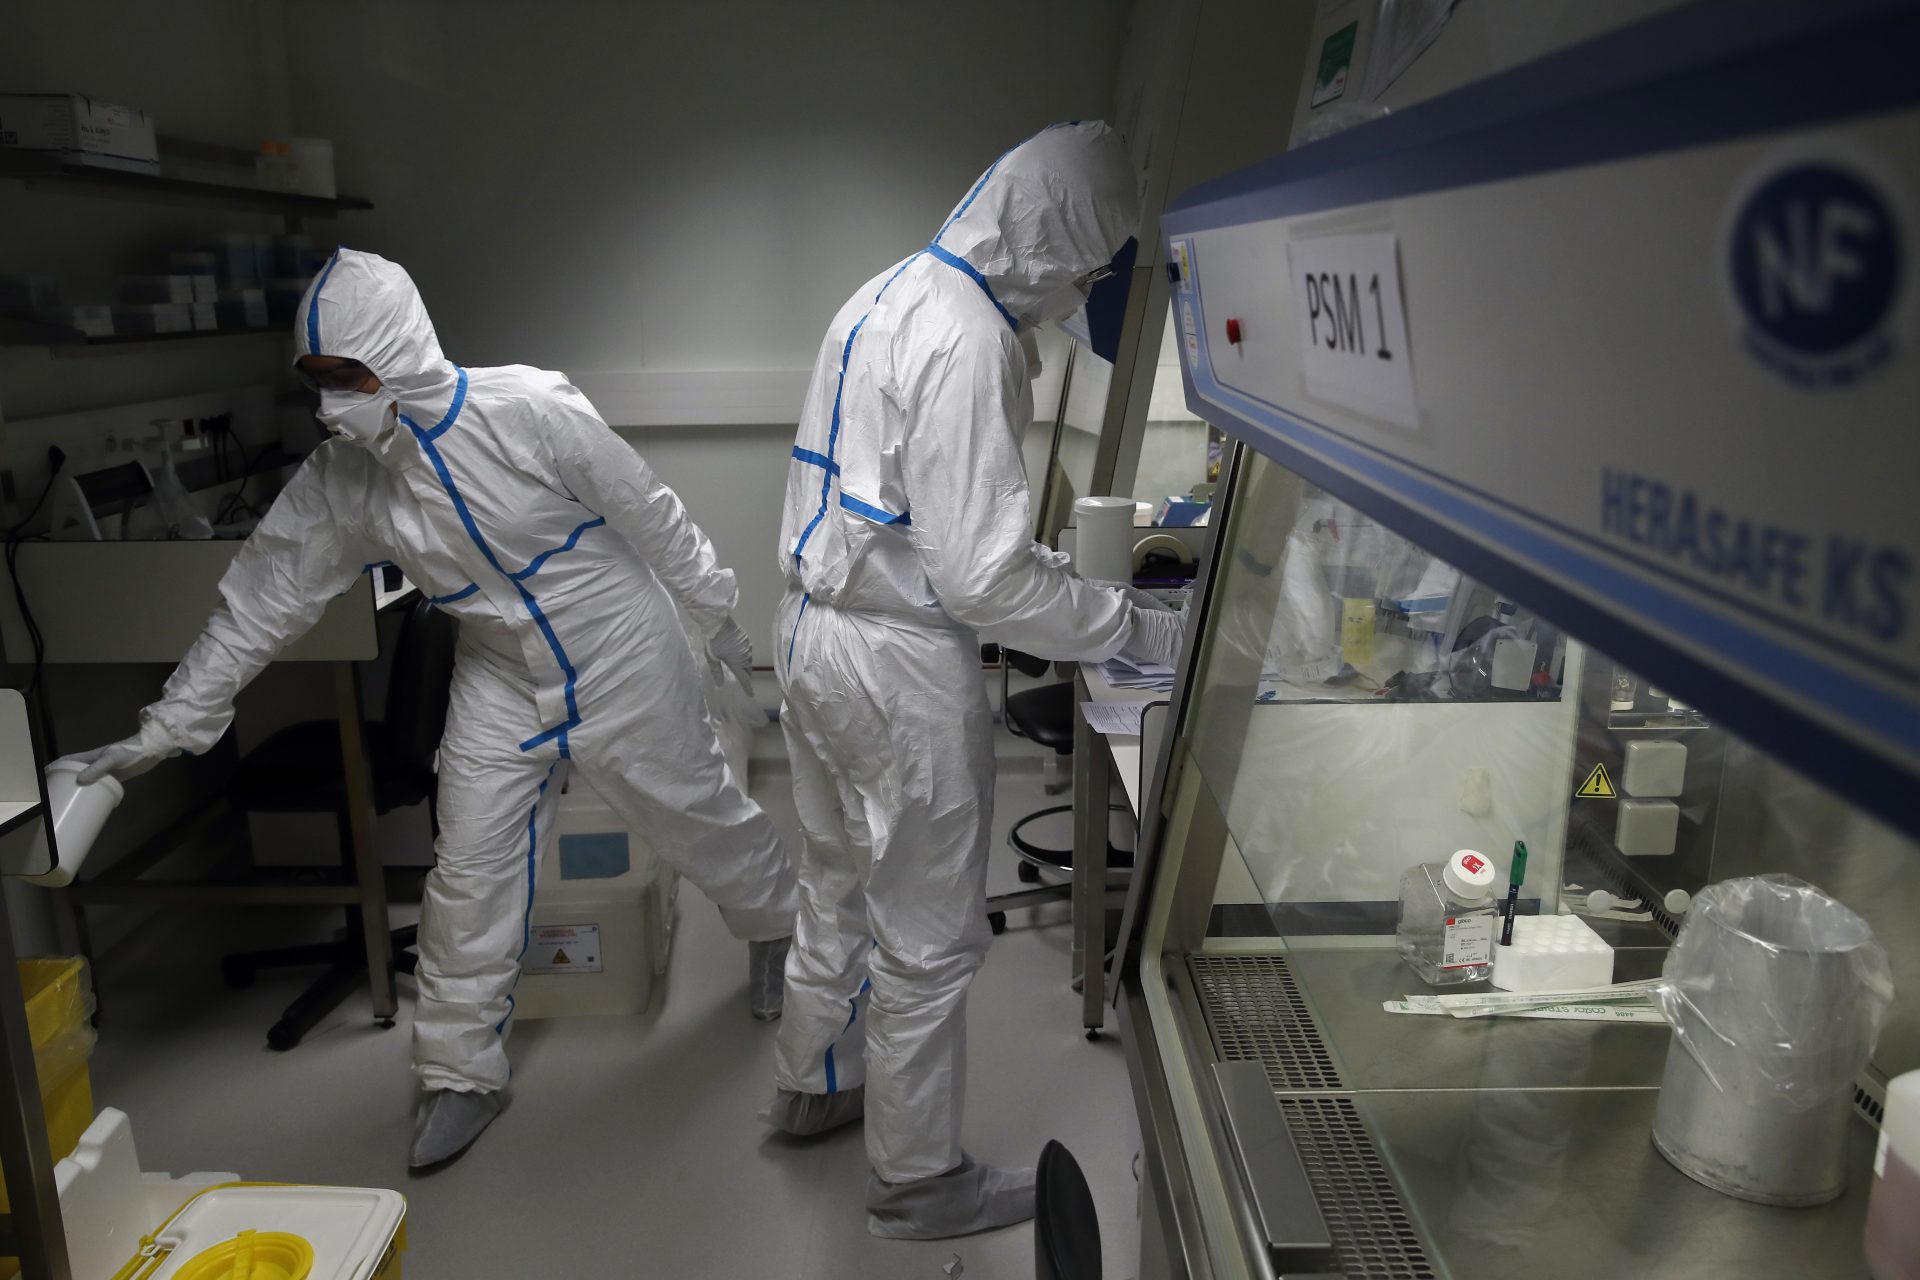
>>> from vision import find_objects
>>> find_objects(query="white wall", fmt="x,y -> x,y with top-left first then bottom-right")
275,0 -> 1124,644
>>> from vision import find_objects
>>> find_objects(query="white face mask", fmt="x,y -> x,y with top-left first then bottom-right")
316,387 -> 398,448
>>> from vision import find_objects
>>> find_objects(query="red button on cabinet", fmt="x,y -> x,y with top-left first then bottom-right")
1225,317 -> 1242,345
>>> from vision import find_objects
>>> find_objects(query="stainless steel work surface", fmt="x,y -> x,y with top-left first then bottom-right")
1355,1087 -> 1875,1280
1285,946 -> 1675,1093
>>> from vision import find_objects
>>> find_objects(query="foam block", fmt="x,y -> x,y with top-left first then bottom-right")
1491,913 -> 1615,993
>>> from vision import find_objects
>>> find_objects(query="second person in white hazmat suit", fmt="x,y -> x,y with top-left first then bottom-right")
766,122 -> 1186,1238
75,249 -> 798,1168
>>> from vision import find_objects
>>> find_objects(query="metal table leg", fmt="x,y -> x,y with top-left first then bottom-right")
1072,670 -> 1112,1037
332,662 -> 396,1024
0,884 -> 73,1280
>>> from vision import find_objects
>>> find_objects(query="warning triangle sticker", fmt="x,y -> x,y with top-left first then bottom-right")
552,948 -> 571,966
1576,762 -> 1616,799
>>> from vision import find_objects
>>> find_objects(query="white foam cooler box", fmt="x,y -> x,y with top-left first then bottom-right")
511,654 -> 758,1019
512,775 -> 679,1019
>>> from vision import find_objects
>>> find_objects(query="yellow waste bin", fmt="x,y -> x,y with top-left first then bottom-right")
1,958 -> 98,1278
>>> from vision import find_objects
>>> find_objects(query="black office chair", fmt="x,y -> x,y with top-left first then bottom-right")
220,596 -> 459,1049
987,650 -> 1132,936
1036,1140 -> 1102,1280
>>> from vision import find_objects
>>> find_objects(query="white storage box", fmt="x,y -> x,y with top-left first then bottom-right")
512,776 -> 678,1019
0,94 -> 158,174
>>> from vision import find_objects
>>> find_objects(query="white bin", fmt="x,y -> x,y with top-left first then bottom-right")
513,776 -> 678,1020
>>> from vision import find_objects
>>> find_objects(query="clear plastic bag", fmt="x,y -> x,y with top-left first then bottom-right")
1656,875 -> 1893,1111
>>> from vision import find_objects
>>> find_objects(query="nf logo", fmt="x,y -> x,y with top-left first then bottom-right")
1728,161 -> 1901,388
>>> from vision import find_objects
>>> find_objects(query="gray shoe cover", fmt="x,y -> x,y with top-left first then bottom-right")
866,1155 -> 1038,1240
409,1088 -> 506,1169
762,1085 -> 866,1136
749,936 -> 791,1021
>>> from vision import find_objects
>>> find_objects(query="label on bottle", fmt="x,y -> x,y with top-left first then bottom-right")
1442,913 -> 1495,968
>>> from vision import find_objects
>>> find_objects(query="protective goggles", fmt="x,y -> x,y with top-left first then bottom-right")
294,359 -> 372,392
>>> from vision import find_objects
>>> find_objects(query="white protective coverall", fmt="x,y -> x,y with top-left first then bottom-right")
95,250 -> 796,1093
772,122 -> 1161,1191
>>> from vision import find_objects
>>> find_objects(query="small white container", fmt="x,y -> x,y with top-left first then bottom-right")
28,758 -> 125,887
1491,913 -> 1614,992
1072,495 -> 1137,584
286,137 -> 336,198
1622,739 -> 1688,797
1616,797 -> 1680,856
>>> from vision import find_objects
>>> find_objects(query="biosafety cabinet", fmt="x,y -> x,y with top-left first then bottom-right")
1119,3 -> 1920,1278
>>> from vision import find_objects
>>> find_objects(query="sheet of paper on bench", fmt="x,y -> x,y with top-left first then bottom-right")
1082,701 -> 1148,736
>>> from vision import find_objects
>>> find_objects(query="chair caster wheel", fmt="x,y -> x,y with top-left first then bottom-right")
266,1021 -> 303,1052
1017,861 -> 1042,884
221,958 -> 255,990
988,912 -> 1007,936
1086,1029 -> 1101,1042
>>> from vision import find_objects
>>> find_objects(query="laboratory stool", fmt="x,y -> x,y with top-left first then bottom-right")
220,595 -> 458,1050
987,666 -> 1132,936
1035,1139 -> 1102,1280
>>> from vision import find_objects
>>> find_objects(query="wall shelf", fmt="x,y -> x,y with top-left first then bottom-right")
0,150 -> 373,217
0,318 -> 290,355
52,327 -> 289,357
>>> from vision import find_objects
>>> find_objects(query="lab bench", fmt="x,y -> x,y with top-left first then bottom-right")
0,540 -> 415,1025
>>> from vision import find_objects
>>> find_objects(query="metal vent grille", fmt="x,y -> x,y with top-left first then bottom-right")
1188,954 -> 1342,1091
1280,1097 -> 1437,1280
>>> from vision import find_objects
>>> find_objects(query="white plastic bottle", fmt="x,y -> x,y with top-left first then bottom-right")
1867,1069 -> 1920,1279
1396,849 -> 1499,985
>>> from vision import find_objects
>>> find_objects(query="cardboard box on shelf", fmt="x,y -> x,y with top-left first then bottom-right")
0,275 -> 60,317
214,287 -> 267,329
111,303 -> 192,335
117,276 -> 198,305
0,93 -> 158,175
37,305 -> 112,338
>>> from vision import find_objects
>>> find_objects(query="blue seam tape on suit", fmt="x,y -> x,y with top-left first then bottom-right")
402,384 -> 584,757
791,254 -> 923,563
838,492 -> 910,526
512,516 -> 606,580
495,763 -> 555,1034
303,249 -> 341,352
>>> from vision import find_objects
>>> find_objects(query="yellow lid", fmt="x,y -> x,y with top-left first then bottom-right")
172,1230 -> 314,1280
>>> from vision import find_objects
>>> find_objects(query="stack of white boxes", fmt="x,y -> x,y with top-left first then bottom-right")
1615,739 -> 1687,856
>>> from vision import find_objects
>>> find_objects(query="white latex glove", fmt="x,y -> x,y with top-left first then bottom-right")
1121,585 -> 1172,613
708,616 -> 755,691
73,721 -> 179,785
1028,542 -> 1072,570
1120,606 -> 1184,669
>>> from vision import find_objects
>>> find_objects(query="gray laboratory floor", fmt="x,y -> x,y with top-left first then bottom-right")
83,745 -> 1141,1280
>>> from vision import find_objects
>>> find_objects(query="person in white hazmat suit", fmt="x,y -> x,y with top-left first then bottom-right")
74,249 -> 799,1169
766,122 -> 1186,1238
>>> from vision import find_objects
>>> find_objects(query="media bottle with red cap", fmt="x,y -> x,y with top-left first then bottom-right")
1396,848 -> 1500,985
